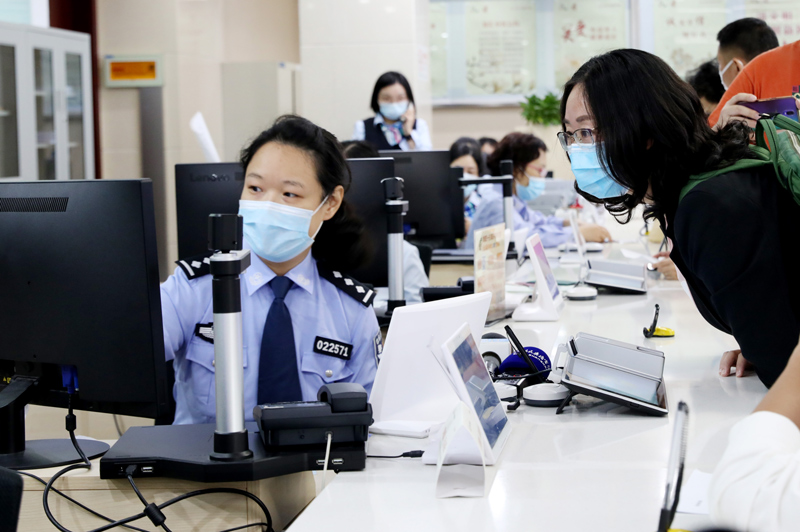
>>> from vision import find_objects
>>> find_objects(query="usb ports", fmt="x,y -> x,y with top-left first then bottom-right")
315,458 -> 345,466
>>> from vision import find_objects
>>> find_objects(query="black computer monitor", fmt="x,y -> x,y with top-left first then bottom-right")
175,163 -> 244,258
346,157 -> 396,287
378,150 -> 465,248
0,179 -> 169,470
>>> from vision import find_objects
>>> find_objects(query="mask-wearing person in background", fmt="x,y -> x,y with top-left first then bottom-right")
463,132 -> 611,250
352,71 -> 432,152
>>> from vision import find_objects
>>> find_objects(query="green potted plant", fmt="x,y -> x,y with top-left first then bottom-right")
520,92 -> 561,126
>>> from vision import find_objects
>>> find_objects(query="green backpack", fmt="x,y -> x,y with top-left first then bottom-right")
679,113 -> 800,204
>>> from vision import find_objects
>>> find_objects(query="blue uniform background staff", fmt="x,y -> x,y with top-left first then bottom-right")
161,240 -> 380,425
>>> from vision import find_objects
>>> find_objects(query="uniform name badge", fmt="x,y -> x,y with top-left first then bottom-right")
313,336 -> 353,360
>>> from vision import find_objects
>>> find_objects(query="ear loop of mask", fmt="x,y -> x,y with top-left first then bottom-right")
310,195 -> 330,239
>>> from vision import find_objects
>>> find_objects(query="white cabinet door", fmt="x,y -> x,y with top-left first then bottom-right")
0,22 -> 93,181
60,38 -> 93,180
0,26 -> 33,180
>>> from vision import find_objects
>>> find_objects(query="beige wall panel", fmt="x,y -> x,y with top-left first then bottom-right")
223,0 -> 300,63
96,0 -> 178,54
299,0 -> 415,47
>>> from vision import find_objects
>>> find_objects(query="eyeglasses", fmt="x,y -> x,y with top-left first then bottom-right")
556,128 -> 597,151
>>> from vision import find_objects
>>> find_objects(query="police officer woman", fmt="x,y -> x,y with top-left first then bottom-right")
352,71 -> 432,151
161,116 -> 381,425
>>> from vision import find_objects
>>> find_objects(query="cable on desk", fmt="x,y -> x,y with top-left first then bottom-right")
36,397 -> 275,532
18,470 -> 149,532
219,523 -> 271,532
126,467 -> 171,532
321,431 -> 332,491
367,450 -> 424,459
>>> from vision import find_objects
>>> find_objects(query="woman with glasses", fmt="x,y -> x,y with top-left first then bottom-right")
463,132 -> 610,250
560,48 -> 800,388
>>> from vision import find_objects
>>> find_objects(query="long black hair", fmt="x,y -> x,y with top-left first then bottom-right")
240,115 -> 372,272
370,72 -> 415,113
486,132 -> 547,177
448,137 -> 486,176
560,49 -> 753,225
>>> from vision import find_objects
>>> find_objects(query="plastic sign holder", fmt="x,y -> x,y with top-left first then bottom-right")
513,233 -> 564,321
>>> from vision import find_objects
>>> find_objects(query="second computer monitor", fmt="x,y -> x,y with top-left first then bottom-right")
378,150 -> 464,248
346,157 -> 396,288
175,163 -> 244,258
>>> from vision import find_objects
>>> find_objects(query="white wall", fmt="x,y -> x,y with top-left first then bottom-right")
298,0 -> 433,143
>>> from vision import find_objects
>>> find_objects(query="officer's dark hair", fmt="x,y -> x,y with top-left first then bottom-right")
448,137 -> 486,176
240,115 -> 373,272
479,137 -> 498,149
559,49 -> 754,226
687,60 -> 725,105
370,72 -> 415,114
341,140 -> 380,159
486,132 -> 547,177
717,17 -> 779,62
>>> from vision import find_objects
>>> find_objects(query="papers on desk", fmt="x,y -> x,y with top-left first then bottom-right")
676,470 -> 712,515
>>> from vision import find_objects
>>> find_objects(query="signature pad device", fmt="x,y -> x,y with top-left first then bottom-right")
253,383 -> 373,471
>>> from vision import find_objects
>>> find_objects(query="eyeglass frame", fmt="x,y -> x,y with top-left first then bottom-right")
556,128 -> 598,151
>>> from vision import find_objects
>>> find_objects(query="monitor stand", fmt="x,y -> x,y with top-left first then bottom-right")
0,376 -> 109,470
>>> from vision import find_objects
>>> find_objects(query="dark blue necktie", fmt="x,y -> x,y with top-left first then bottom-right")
258,276 -> 302,404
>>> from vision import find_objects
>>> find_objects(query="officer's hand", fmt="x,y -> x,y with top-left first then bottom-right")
715,93 -> 760,130
719,348 -> 754,377
580,224 -> 611,243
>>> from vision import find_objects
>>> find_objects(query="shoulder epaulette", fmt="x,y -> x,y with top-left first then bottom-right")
176,250 -> 215,280
317,265 -> 376,307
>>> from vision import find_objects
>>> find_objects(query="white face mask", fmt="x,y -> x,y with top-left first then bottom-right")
718,58 -> 740,91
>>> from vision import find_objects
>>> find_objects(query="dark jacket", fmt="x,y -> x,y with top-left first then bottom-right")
666,165 -> 800,387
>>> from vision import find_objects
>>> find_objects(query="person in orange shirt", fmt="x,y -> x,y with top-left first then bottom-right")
710,39 -> 800,129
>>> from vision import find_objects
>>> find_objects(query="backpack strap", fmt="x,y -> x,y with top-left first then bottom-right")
679,146 -> 771,203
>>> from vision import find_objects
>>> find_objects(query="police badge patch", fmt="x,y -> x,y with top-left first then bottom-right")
194,323 -> 214,344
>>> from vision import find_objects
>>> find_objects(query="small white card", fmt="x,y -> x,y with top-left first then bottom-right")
676,470 -> 712,515
435,402 -> 487,498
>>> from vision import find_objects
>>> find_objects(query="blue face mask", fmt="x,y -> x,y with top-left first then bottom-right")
379,101 -> 409,121
239,198 -> 327,263
462,172 -> 479,198
567,144 -> 628,199
516,176 -> 546,201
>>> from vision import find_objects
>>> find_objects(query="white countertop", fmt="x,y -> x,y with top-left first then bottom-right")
288,216 -> 764,532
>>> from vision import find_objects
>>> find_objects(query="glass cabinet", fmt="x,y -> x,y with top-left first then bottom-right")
0,21 -> 94,180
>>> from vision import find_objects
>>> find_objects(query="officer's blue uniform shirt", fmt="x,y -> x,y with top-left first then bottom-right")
161,240 -> 381,425
463,189 -> 572,249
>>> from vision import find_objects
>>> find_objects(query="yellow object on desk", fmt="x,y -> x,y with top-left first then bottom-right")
653,326 -> 675,338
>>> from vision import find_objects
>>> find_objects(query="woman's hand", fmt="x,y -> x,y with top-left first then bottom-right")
579,224 -> 611,243
715,93 -> 761,130
652,251 -> 678,280
719,348 -> 754,377
401,102 -> 416,137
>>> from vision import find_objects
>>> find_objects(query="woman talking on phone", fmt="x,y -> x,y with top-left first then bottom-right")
352,71 -> 432,151
560,49 -> 800,387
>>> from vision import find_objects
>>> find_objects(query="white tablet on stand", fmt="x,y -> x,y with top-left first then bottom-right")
512,233 -> 564,321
